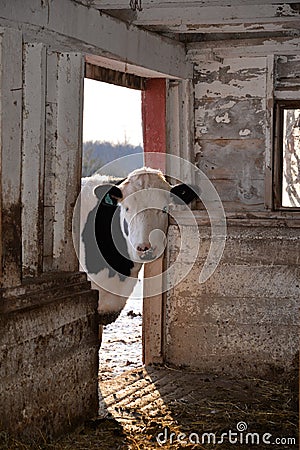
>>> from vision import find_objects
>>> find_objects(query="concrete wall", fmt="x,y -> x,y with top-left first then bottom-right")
163,36 -> 300,378
0,273 -> 99,440
165,220 -> 299,378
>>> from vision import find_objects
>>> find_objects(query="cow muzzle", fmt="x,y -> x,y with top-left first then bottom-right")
134,230 -> 166,262
137,243 -> 157,261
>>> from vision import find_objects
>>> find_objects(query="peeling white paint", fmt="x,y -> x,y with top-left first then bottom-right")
219,100 -> 236,109
278,4 -> 298,17
277,55 -> 288,64
239,128 -> 251,136
215,112 -> 230,124
198,126 -> 208,135
194,57 -> 267,99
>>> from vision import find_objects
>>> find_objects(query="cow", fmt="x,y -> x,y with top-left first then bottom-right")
80,167 -> 198,325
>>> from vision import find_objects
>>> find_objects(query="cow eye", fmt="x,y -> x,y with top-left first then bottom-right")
125,207 -> 129,212
162,206 -> 168,214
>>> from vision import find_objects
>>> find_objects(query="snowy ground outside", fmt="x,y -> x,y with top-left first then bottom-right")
99,277 -> 143,381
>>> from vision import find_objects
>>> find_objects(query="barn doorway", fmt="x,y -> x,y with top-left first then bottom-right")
82,72 -> 144,380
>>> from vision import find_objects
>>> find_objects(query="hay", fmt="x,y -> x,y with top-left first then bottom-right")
1,369 -> 298,450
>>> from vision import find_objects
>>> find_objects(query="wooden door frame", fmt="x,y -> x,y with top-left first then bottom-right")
142,78 -> 195,365
142,79 -> 166,365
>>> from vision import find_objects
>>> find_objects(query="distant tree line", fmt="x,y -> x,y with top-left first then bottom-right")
82,141 -> 143,177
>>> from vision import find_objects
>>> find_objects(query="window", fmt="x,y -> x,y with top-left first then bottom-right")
274,101 -> 300,209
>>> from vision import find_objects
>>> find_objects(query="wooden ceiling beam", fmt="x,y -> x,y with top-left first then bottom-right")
73,1 -> 300,35
132,4 -> 300,27
0,0 -> 192,79
73,0 -> 300,9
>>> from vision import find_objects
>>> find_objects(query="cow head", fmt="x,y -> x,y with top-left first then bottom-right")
98,168 -> 199,263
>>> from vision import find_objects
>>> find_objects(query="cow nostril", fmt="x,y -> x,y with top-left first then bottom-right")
137,243 -> 151,252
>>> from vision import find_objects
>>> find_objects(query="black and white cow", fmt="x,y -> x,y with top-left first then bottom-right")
80,167 -> 198,325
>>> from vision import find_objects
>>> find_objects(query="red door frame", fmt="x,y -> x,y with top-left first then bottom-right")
141,78 -> 167,365
142,78 -> 166,171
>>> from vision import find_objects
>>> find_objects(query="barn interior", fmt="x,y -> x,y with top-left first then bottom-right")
0,0 -> 299,448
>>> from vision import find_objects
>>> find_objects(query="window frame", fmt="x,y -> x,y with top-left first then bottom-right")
273,100 -> 300,211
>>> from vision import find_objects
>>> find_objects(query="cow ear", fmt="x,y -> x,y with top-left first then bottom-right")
94,185 -> 123,206
170,183 -> 200,205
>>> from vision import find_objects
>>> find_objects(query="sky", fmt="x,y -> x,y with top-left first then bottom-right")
83,78 -> 143,146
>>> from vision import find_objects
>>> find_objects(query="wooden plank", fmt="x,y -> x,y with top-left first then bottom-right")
132,4 -> 300,28
194,57 -> 267,99
143,258 -> 164,365
53,52 -> 84,271
144,20 -> 300,35
142,78 -> 166,171
84,54 -> 180,80
166,79 -> 195,183
0,0 -> 192,79
193,54 -> 268,213
272,102 -> 283,210
179,80 -> 195,172
0,28 -> 22,287
43,51 -> 84,272
188,36 -> 300,60
265,55 -> 274,210
21,43 -> 46,277
275,54 -> 300,88
142,79 -> 166,365
166,80 -> 180,183
74,0 -> 299,8
275,89 -> 300,100
43,52 -> 58,271
85,63 -> 146,90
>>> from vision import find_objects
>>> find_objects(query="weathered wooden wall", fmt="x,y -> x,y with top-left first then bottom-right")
193,53 -> 267,211
163,36 -> 300,378
0,26 -> 99,440
0,3 -> 299,439
0,0 -> 193,439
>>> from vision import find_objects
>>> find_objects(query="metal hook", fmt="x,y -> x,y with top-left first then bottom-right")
129,0 -> 142,11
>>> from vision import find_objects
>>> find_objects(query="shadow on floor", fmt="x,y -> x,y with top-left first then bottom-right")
97,365 -> 298,449
2,365 -> 297,449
